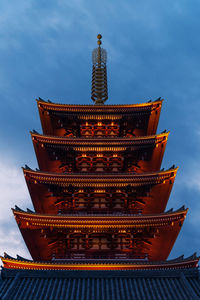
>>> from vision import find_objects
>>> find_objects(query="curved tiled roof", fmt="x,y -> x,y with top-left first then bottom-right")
2,252 -> 199,270
23,167 -> 178,187
31,132 -> 169,147
37,98 -> 163,113
12,206 -> 187,228
0,267 -> 199,300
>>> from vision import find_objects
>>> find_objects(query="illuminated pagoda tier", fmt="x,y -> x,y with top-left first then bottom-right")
37,99 -> 162,138
1,35 -> 199,300
23,168 -> 177,215
31,132 -> 168,174
12,207 -> 186,261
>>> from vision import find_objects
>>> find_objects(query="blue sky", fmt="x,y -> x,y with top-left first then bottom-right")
0,0 -> 200,260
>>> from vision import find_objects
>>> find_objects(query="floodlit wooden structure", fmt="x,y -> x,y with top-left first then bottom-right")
1,35 -> 199,300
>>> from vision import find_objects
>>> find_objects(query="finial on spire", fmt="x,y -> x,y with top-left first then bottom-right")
91,34 -> 108,105
97,34 -> 102,46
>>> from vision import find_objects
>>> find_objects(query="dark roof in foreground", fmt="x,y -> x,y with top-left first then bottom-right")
0,268 -> 200,300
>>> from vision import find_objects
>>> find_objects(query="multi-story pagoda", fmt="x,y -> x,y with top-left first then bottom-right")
0,35 -> 200,300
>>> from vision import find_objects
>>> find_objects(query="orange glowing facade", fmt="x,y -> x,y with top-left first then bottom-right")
1,35 -> 198,272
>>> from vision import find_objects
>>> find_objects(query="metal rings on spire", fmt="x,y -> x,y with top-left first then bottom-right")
91,34 -> 108,105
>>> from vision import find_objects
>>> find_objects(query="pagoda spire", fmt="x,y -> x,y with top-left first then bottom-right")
91,34 -> 108,105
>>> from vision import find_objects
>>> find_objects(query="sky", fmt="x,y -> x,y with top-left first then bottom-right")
0,0 -> 200,261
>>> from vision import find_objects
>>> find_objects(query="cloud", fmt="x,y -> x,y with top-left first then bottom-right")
185,171 -> 200,193
0,157 -> 31,260
0,224 -> 31,259
0,159 -> 30,220
180,165 -> 200,226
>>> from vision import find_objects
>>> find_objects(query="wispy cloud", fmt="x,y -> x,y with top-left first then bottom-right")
0,157 -> 31,259
172,159 -> 200,229
0,159 -> 30,220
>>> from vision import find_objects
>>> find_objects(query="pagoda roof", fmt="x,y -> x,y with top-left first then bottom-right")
1,267 -> 199,300
12,207 -> 187,261
31,132 -> 168,173
24,167 -> 176,215
31,131 -> 169,149
1,253 -> 198,271
23,167 -> 177,188
37,98 -> 163,136
12,206 -> 188,227
37,98 -> 163,114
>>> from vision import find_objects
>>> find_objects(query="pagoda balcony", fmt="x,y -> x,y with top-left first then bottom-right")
57,211 -> 143,216
52,252 -> 148,261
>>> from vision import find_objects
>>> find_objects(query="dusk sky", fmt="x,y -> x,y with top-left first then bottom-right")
0,1 -> 200,260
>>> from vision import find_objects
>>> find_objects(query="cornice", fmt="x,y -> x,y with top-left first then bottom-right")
23,168 -> 178,187
12,206 -> 187,229
31,132 -> 169,148
37,99 -> 163,114
1,252 -> 198,271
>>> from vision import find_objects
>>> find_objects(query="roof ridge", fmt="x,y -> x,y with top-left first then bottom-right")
36,98 -> 164,107
12,206 -> 188,217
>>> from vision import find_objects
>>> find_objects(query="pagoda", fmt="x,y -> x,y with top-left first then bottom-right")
0,35 -> 200,299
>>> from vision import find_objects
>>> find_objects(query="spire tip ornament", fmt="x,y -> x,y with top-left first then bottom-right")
91,34 -> 108,105
97,34 -> 102,45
